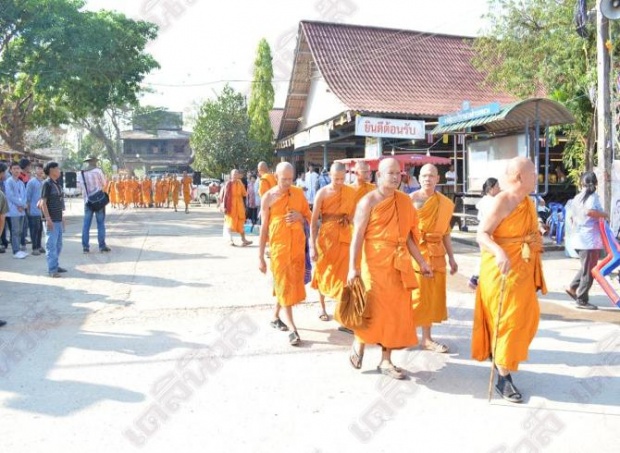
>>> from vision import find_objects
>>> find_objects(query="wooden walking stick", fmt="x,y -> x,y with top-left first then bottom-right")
488,273 -> 508,402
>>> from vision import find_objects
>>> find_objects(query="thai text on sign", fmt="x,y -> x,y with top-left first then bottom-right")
355,116 -> 425,140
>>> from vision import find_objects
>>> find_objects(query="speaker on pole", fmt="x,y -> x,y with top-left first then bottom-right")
601,0 -> 620,20
192,171 -> 201,185
65,171 -> 77,189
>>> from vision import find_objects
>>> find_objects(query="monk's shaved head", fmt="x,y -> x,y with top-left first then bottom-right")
257,161 -> 269,172
354,160 -> 371,183
420,163 -> 438,176
329,162 -> 346,187
330,162 -> 346,173
276,161 -> 294,175
378,157 -> 400,173
275,161 -> 295,189
354,161 -> 370,172
506,156 -> 534,177
505,156 -> 537,193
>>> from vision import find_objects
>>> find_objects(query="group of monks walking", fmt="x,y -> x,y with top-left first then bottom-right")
243,156 -> 542,403
106,172 -> 193,213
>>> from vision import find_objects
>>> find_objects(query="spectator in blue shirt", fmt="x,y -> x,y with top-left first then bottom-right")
5,162 -> 28,258
26,163 -> 45,256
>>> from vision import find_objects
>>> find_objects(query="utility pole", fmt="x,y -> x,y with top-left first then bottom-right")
597,0 -> 613,213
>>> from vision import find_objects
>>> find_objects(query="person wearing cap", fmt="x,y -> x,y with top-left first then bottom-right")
77,156 -> 110,253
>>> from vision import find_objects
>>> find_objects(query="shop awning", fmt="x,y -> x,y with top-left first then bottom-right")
431,98 -> 574,135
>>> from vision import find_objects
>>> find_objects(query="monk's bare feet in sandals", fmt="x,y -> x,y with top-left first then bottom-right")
422,339 -> 449,353
377,362 -> 406,380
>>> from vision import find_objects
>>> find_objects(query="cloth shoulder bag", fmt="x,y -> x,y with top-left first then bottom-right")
335,277 -> 367,329
81,170 -> 109,211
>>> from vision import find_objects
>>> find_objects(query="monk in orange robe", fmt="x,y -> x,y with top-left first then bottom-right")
410,164 -> 458,353
259,162 -> 312,346
124,176 -> 135,208
141,176 -> 152,208
170,174 -> 181,212
221,169 -> 251,246
133,176 -> 142,207
348,158 -> 432,379
181,171 -> 193,213
155,176 -> 165,208
310,162 -> 356,320
115,176 -> 125,209
162,175 -> 171,208
106,177 -> 117,208
472,156 -> 546,403
350,160 -> 375,205
257,161 -> 277,197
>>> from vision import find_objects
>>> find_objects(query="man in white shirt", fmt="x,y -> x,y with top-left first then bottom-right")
304,164 -> 319,209
77,156 -> 110,253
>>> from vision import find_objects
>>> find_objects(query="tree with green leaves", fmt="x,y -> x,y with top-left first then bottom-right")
473,0 -> 603,182
248,38 -> 275,164
190,85 -> 251,178
0,0 -> 159,158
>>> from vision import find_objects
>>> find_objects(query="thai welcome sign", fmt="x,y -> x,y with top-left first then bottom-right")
355,116 -> 425,140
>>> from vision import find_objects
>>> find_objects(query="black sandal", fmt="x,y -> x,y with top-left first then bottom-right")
289,331 -> 301,346
495,374 -> 523,403
270,318 -> 289,331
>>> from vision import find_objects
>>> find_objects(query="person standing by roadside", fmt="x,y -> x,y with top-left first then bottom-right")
0,186 -> 7,326
0,163 -> 9,254
5,162 -> 28,259
565,171 -> 608,310
40,162 -> 66,278
25,163 -> 45,256
246,174 -> 259,231
304,164 -> 319,209
78,156 -> 110,253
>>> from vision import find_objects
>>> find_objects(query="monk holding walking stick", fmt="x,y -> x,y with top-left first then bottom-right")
472,156 -> 547,403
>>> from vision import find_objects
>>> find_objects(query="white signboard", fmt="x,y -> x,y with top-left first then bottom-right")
364,137 -> 381,159
294,124 -> 330,149
355,116 -> 425,140
294,131 -> 310,149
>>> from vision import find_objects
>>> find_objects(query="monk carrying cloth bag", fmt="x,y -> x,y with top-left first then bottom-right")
335,277 -> 367,329
81,171 -> 109,211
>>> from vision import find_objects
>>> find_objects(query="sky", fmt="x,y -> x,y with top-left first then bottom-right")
84,0 -> 491,118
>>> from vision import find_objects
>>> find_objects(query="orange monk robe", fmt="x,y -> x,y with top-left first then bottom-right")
472,198 -> 546,371
162,179 -> 171,203
155,180 -> 165,204
411,192 -> 454,326
133,180 -> 141,204
106,181 -> 117,205
181,176 -> 192,204
311,185 -> 356,300
354,191 -> 420,348
224,180 -> 247,233
124,180 -> 135,205
141,179 -> 152,206
351,181 -> 376,206
170,179 -> 181,205
115,180 -> 125,205
258,173 -> 277,197
268,186 -> 312,307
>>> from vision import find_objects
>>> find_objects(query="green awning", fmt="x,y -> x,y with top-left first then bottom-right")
431,98 -> 574,135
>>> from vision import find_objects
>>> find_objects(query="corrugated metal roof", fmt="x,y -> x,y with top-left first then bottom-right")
431,98 -> 574,135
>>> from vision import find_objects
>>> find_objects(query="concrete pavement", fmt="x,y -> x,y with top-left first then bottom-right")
0,202 -> 619,453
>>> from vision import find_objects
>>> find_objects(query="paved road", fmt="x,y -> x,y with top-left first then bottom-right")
1,203 -> 619,452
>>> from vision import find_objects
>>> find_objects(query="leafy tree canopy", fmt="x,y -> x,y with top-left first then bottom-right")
473,0 -> 609,180
190,85 -> 252,178
0,0 -> 159,152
